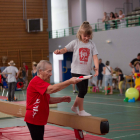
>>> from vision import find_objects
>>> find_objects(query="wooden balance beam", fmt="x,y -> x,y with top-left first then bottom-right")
0,100 -> 109,135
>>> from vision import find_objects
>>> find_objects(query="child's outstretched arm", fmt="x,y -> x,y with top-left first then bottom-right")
54,48 -> 68,54
93,55 -> 99,77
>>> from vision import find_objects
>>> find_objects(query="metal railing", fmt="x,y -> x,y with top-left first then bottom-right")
49,15 -> 140,39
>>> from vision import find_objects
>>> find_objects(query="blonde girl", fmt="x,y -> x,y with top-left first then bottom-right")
54,21 -> 99,116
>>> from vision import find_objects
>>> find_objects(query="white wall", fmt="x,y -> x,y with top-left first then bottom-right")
68,0 -> 140,27
49,26 -> 140,78
68,0 -> 80,27
51,0 -> 69,30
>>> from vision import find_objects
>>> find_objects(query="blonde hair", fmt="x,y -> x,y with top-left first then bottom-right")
76,21 -> 93,41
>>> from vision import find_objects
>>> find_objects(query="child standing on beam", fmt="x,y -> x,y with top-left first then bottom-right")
54,21 -> 99,116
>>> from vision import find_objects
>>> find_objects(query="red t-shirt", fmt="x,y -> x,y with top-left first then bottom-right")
24,76 -> 50,125
25,65 -> 28,71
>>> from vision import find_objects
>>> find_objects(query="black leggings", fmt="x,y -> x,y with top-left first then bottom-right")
26,122 -> 44,140
71,73 -> 88,98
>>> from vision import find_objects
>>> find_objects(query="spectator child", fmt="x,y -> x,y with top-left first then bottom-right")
109,12 -> 115,20
115,13 -> 119,19
31,62 -> 37,78
109,12 -> 116,28
102,12 -> 109,22
0,72 -> 3,91
103,61 -> 113,95
130,53 -> 140,68
132,61 -> 140,74
118,69 -> 124,95
21,67 -> 26,89
119,10 -> 125,22
93,58 -> 105,89
102,12 -> 110,30
23,62 -> 28,88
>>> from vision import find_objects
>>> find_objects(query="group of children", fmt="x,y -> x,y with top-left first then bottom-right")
115,61 -> 140,96
102,10 -> 125,30
19,62 -> 37,89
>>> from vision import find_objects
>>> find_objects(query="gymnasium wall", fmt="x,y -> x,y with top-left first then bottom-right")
51,0 -> 69,30
0,0 -> 49,80
68,0 -> 140,27
49,26 -> 140,83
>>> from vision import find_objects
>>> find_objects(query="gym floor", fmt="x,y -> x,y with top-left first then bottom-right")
0,85 -> 140,140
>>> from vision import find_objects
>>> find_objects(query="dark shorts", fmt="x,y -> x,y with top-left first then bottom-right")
0,83 -> 3,87
97,74 -> 103,80
71,73 -> 88,98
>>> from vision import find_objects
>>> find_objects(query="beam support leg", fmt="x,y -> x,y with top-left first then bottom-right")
74,129 -> 84,140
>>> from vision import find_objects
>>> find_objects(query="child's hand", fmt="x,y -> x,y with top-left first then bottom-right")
54,49 -> 61,54
94,68 -> 98,77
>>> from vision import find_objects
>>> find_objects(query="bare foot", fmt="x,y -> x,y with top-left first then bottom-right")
109,92 -> 113,95
105,93 -> 107,95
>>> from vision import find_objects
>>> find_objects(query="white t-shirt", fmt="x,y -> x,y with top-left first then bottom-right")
3,66 -> 18,82
105,66 -> 111,75
119,14 -> 125,22
65,39 -> 98,75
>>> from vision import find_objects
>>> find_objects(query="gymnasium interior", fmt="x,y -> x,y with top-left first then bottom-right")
0,0 -> 140,140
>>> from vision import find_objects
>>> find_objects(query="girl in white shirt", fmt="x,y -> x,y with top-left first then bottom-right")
54,22 -> 99,116
119,10 -> 125,23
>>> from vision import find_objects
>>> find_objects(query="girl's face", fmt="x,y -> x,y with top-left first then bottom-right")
136,63 -> 140,67
119,11 -> 122,15
32,65 -> 36,69
81,34 -> 91,43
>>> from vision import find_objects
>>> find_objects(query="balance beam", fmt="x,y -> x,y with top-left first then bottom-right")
0,100 -> 109,135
